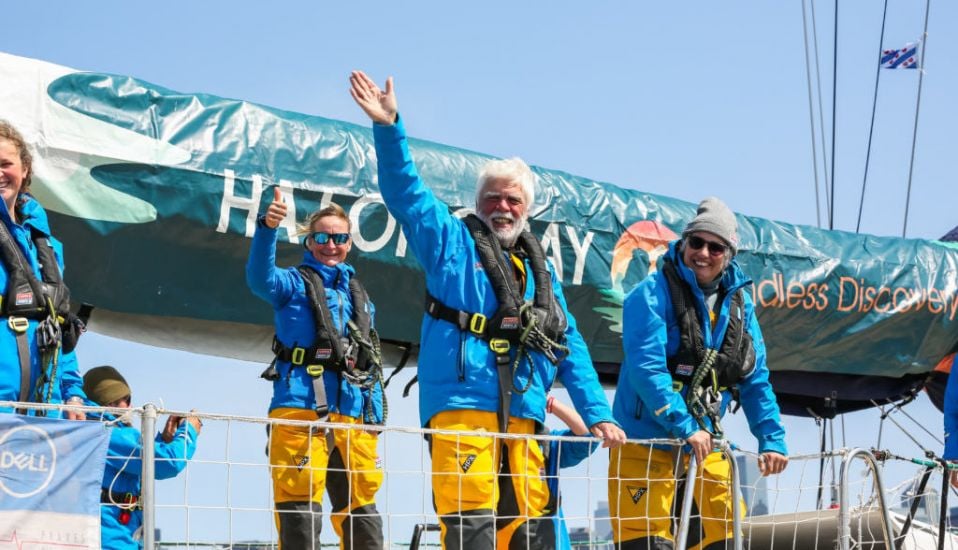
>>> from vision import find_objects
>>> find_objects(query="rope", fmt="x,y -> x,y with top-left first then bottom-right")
507,301 -> 570,395
684,349 -> 721,435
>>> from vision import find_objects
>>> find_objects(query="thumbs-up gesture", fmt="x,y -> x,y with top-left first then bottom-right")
264,187 -> 288,229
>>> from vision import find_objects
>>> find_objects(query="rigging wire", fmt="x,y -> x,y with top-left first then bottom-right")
875,397 -> 944,447
855,0 -> 890,234
801,0 -> 824,228
828,0 -> 839,231
902,0 -> 933,238
815,415 -> 827,510
810,0 -> 832,224
871,399 -> 937,455
829,415 -> 838,506
877,404 -> 885,449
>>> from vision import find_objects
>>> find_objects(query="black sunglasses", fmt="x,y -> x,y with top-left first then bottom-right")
307,232 -> 350,245
686,235 -> 728,256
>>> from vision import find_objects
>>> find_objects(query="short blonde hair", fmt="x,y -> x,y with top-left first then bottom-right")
298,202 -> 351,236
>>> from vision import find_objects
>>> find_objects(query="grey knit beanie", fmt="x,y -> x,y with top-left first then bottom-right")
682,197 -> 739,255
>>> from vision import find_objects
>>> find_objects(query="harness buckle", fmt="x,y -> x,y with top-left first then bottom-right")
469,313 -> 487,336
291,347 -> 306,365
306,364 -> 325,378
489,338 -> 510,354
7,317 -> 28,334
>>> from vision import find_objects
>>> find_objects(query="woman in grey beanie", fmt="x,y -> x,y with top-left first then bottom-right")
609,196 -> 787,549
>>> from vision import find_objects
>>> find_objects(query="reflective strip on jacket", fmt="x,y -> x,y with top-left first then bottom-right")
612,240 -> 787,455
0,194 -> 84,413
372,116 -> 614,429
246,223 -> 384,422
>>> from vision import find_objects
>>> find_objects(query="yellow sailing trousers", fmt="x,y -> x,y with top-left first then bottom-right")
429,409 -> 553,550
609,444 -> 743,550
268,408 -> 383,550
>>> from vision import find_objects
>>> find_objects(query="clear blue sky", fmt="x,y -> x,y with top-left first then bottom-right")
5,1 -> 956,544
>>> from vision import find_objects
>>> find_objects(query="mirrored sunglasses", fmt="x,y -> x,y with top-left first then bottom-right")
686,235 -> 728,256
308,231 -> 350,245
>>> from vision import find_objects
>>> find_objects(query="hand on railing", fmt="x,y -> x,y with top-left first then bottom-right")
687,430 -> 712,465
161,411 -> 203,442
759,451 -> 788,476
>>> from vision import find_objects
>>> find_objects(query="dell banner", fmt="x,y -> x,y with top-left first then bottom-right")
0,414 -> 109,548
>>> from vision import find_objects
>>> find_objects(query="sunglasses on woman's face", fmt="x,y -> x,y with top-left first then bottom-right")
308,232 -> 350,245
686,235 -> 728,256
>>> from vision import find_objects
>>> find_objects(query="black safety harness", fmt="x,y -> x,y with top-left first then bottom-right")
424,214 -> 569,433
0,219 -> 83,415
265,266 -> 386,424
660,257 -> 756,438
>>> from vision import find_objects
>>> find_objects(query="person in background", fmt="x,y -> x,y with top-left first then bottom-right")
83,365 -> 201,550
942,354 -> 958,488
0,120 -> 86,419
611,197 -> 788,549
350,70 -> 624,550
247,191 -> 385,549
540,396 -> 601,550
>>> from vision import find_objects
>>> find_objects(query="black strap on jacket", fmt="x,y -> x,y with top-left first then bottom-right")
660,257 -> 756,437
269,267 -> 385,423
424,214 -> 570,434
0,219 -> 78,414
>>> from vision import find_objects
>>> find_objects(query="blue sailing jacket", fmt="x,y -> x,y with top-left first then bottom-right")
90,409 -> 198,549
0,194 -> 84,413
944,355 -> 958,459
612,240 -> 787,455
373,117 -> 614,429
246,223 -> 384,423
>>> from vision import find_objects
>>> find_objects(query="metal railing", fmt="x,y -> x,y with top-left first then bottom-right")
3,400 -> 954,549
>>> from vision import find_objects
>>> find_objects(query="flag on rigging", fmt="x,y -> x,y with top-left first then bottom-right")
881,41 -> 919,69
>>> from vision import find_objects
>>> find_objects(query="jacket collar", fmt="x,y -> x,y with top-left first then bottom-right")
300,252 -> 354,289
0,193 -> 51,235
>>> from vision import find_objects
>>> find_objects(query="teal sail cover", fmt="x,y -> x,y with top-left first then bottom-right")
1,52 -> 955,416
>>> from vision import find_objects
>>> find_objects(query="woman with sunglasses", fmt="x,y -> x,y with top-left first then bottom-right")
247,188 -> 384,549
609,197 -> 788,549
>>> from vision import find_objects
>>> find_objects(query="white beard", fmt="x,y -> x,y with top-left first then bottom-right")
477,211 -> 525,248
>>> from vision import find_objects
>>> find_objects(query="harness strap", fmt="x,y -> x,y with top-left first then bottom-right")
424,293 -> 488,338
10,316 -> 29,414
382,341 -> 414,389
297,266 -> 345,372
100,489 -> 140,506
271,336 -> 340,367
402,374 -> 418,398
308,364 -> 329,418
496,357 -> 512,435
